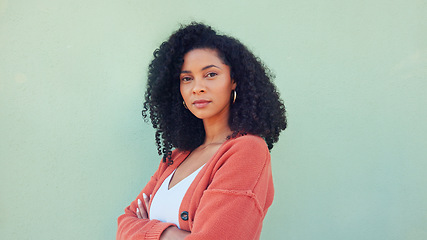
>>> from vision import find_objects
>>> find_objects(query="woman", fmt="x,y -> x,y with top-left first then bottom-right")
117,22 -> 287,240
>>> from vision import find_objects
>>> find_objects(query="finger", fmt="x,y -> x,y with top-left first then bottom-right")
143,193 -> 150,210
138,198 -> 148,219
142,194 -> 150,217
136,207 -> 142,219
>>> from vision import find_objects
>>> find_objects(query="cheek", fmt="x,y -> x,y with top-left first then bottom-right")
218,83 -> 233,100
180,85 -> 186,99
222,91 -> 231,103
214,88 -> 231,105
180,85 -> 194,104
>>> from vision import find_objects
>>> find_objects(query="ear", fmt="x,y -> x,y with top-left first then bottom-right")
231,79 -> 237,90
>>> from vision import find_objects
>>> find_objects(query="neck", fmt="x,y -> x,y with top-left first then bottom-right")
202,112 -> 232,146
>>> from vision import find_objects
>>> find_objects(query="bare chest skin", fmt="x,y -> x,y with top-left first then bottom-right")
168,143 -> 223,189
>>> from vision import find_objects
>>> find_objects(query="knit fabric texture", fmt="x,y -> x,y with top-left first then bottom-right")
116,134 -> 275,240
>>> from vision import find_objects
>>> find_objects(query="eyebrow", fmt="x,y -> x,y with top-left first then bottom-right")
181,64 -> 221,74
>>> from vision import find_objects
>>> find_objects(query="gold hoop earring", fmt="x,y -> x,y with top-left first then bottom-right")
183,101 -> 188,109
232,90 -> 237,104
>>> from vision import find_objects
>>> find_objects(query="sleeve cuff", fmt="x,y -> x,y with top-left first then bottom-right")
145,221 -> 177,240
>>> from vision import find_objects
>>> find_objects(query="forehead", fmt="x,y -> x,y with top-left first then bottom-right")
181,48 -> 224,68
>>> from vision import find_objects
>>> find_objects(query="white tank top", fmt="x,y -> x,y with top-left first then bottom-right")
149,165 -> 204,229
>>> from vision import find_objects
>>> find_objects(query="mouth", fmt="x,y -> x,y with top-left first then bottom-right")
192,100 -> 211,108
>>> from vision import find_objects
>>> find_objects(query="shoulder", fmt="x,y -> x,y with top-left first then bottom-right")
215,134 -> 270,168
156,149 -> 190,170
207,134 -> 273,191
225,134 -> 269,153
170,148 -> 189,160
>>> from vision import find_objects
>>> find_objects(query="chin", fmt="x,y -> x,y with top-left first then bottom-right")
190,111 -> 211,120
193,114 -> 208,120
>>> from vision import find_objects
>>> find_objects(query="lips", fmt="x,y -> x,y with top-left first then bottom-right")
193,99 -> 211,108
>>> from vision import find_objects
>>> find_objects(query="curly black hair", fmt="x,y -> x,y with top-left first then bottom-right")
142,22 -> 287,164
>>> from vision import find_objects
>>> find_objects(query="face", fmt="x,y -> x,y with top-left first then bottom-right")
180,48 -> 236,122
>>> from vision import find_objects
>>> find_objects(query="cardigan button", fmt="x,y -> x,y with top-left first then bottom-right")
180,211 -> 189,221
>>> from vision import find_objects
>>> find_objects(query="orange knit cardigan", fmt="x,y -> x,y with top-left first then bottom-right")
117,134 -> 274,240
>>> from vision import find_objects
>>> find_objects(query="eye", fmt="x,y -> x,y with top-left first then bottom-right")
206,72 -> 217,78
181,76 -> 192,82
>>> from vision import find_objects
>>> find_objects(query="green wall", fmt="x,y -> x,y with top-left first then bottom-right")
1,0 -> 426,239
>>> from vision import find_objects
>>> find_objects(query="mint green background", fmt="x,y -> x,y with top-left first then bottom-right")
1,0 -> 426,239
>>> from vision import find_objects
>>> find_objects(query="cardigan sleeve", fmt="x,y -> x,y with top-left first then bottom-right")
186,136 -> 275,240
116,161 -> 176,240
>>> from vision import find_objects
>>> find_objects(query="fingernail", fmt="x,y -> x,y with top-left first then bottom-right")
138,199 -> 142,205
143,193 -> 147,199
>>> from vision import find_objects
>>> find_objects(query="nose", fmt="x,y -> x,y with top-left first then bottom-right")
192,78 -> 205,94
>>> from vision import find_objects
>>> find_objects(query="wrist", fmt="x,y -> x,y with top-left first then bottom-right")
160,226 -> 175,240
160,226 -> 190,240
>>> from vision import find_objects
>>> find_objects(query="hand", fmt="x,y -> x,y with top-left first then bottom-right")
135,193 -> 150,219
135,193 -> 190,239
